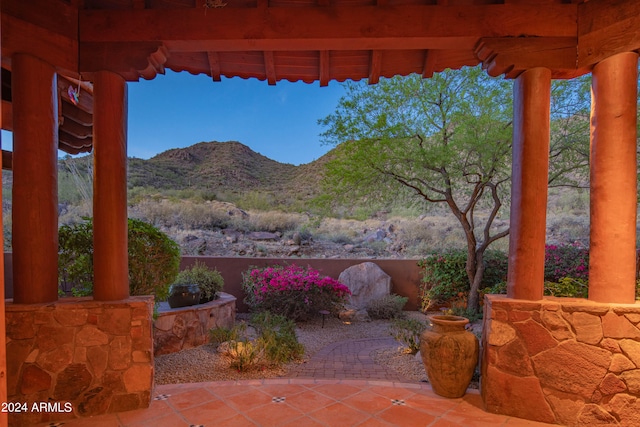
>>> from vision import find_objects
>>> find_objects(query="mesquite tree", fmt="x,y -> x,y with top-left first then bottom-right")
318,67 -> 589,313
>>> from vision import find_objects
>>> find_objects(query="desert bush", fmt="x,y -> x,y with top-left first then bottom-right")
235,210 -> 303,233
544,243 -> 589,282
174,260 -> 224,302
389,317 -> 426,354
242,264 -> 351,321
251,312 -> 305,364
215,313 -> 304,371
366,294 -> 408,319
132,199 -> 231,230
209,326 -> 239,345
58,218 -> 180,301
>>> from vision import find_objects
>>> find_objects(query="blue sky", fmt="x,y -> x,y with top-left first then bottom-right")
2,70 -> 347,166
128,71 -> 346,165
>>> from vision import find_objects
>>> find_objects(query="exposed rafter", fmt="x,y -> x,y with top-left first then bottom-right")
369,50 -> 382,84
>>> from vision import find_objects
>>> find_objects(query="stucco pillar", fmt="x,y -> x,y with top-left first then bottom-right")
11,53 -> 59,304
93,71 -> 129,301
589,52 -> 638,303
506,67 -> 551,300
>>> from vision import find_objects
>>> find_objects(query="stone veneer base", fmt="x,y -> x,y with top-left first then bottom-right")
6,296 -> 155,426
481,294 -> 640,427
153,292 -> 236,356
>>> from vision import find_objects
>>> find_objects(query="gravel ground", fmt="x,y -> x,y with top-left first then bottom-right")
154,311 -> 432,385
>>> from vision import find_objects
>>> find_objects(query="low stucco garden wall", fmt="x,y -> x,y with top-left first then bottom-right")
5,296 -> 154,426
482,294 -> 640,427
153,292 -> 236,356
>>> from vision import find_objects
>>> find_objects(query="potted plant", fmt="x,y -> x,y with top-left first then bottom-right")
172,261 -> 225,305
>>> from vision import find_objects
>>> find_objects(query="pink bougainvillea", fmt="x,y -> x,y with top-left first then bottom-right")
242,264 -> 351,321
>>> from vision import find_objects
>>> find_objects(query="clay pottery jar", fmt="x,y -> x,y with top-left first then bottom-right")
419,314 -> 479,398
167,284 -> 201,308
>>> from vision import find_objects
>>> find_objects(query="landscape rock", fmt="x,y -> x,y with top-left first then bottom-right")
247,231 -> 279,241
338,262 -> 391,310
338,307 -> 370,322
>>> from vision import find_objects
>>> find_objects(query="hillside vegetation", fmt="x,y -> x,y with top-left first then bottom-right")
1,140 -> 593,258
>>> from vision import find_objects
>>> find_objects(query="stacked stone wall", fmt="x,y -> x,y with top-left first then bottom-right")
153,292 -> 236,356
5,296 -> 154,426
482,295 -> 640,426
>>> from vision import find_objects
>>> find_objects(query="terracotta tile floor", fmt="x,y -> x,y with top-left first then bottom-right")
38,379 -> 557,427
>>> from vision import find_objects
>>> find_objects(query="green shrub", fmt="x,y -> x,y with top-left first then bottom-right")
174,261 -> 224,302
389,317 -> 426,354
418,250 -> 469,311
58,218 -> 180,301
544,277 -> 588,298
366,294 -> 408,319
59,220 -> 94,296
418,249 -> 508,311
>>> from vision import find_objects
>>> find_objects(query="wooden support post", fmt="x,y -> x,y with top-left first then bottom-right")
12,53 -> 59,304
93,71 -> 129,301
506,67 -> 551,300
0,15 -> 8,426
589,52 -> 638,303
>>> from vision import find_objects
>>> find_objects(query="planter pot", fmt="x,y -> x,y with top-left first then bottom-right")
167,284 -> 201,308
419,314 -> 479,398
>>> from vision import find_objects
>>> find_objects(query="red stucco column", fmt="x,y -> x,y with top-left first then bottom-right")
93,71 -> 129,301
589,52 -> 638,303
12,53 -> 59,304
506,67 -> 551,300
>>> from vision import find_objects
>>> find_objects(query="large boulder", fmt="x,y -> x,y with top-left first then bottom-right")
338,262 -> 391,309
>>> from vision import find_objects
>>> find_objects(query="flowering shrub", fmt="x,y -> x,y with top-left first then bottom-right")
544,243 -> 589,282
242,264 -> 351,321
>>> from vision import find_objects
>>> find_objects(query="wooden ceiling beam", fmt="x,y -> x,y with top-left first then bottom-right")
475,37 -> 586,79
80,5 -> 577,53
422,49 -> 438,78
207,52 -> 222,82
264,51 -> 276,85
369,50 -> 382,85
578,0 -> 640,68
319,50 -> 330,87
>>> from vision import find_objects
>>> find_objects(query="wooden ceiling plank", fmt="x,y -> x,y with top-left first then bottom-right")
59,130 -> 93,150
62,101 -> 93,127
369,50 -> 382,84
422,49 -> 438,78
57,77 -> 93,115
319,50 -> 330,87
207,52 -> 222,81
80,5 -> 577,50
264,51 -> 276,85
578,0 -> 640,68
60,118 -> 92,139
